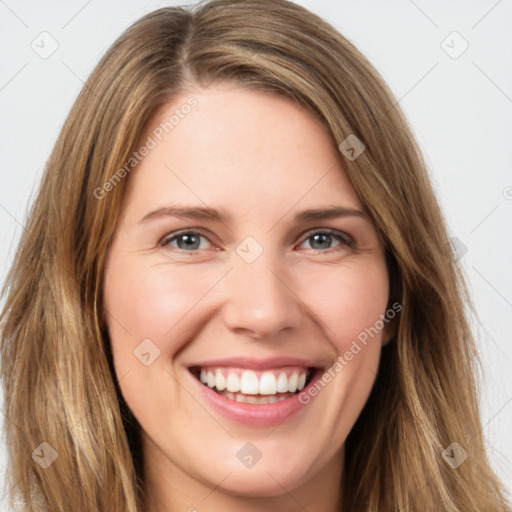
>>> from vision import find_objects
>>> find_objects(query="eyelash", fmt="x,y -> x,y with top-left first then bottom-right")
160,228 -> 353,254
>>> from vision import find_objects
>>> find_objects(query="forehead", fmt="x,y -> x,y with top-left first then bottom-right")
121,83 -> 362,222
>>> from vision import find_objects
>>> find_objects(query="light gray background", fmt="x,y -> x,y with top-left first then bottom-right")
1,0 -> 511,508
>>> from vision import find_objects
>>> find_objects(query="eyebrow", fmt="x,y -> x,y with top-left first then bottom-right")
137,205 -> 367,225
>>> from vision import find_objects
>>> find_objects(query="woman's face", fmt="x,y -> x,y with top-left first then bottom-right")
103,82 -> 392,508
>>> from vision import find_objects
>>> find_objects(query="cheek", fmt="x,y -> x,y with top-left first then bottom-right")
299,258 -> 390,349
102,258 -> 213,418
103,257 -> 218,356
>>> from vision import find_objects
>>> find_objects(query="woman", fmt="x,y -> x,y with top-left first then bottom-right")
1,0 -> 509,510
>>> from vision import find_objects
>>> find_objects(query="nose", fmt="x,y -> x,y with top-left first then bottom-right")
221,252 -> 303,340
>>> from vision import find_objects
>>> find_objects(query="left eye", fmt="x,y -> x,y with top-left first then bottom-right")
298,230 -> 351,252
161,229 -> 351,253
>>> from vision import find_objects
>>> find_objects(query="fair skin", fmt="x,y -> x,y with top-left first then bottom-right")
103,82 -> 393,512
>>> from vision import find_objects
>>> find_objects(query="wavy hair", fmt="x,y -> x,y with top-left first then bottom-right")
1,0 -> 510,510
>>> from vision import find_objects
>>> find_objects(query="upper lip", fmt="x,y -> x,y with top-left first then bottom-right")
188,356 -> 327,371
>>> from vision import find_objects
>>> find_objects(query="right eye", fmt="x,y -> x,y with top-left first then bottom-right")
160,230 -> 215,253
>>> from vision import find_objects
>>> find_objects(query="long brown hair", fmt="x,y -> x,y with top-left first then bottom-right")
1,1 -> 510,510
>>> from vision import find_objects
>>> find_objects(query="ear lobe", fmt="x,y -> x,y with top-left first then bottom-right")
383,251 -> 401,346
381,314 -> 398,346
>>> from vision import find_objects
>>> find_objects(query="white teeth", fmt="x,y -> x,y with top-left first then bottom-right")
259,372 -> 277,395
222,390 -> 290,404
288,373 -> 298,393
214,369 -> 226,391
276,372 -> 289,393
197,368 -> 310,395
226,373 -> 241,392
297,372 -> 306,391
240,370 -> 260,394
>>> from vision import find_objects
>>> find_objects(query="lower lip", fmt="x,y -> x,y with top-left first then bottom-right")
187,368 -> 321,427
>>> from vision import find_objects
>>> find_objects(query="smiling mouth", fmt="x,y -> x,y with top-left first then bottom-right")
189,366 -> 318,404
